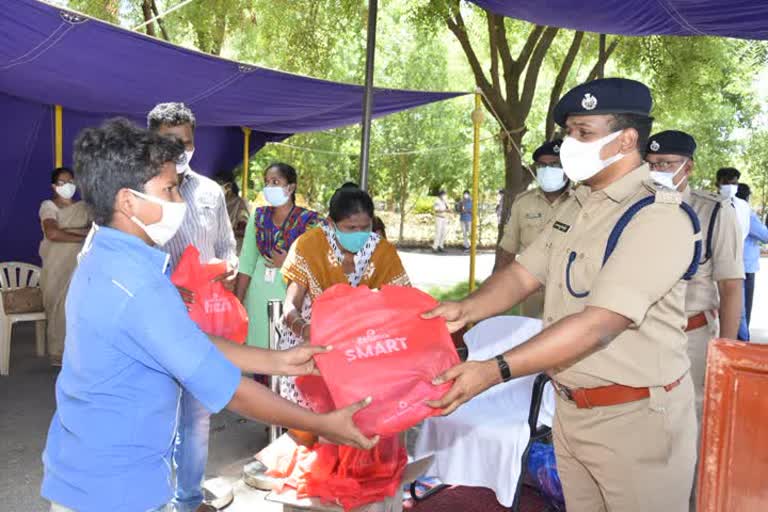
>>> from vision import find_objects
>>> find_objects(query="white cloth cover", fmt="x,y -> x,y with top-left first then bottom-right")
413,316 -> 555,507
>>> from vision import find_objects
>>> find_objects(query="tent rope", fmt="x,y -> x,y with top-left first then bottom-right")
267,136 -> 496,157
132,0 -> 198,31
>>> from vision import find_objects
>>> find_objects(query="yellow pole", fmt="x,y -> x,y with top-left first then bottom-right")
54,105 -> 63,168
469,90 -> 484,293
241,127 -> 251,198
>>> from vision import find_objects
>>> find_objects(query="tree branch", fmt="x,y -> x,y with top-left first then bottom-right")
141,0 -> 156,37
585,38 -> 620,82
445,12 -> 492,93
546,31 -> 584,139
488,13 -> 515,98
487,15 -> 501,92
520,27 -> 559,119
150,0 -> 171,41
516,25 -> 544,74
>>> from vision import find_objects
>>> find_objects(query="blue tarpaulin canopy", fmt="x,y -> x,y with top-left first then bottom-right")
468,0 -> 768,40
0,0 -> 463,264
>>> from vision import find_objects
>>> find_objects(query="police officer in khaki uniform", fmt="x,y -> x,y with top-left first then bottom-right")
645,131 -> 744,417
424,78 -> 698,512
496,140 -> 570,318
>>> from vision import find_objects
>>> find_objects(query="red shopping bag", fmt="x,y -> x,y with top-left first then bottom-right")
170,245 -> 248,344
304,284 -> 459,436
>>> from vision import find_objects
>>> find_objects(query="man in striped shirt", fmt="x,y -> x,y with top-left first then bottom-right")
148,102 -> 238,512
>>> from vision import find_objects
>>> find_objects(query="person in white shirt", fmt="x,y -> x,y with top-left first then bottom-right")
716,167 -> 750,240
432,190 -> 450,253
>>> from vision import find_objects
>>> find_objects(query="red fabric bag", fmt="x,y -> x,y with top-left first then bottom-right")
303,284 -> 459,436
170,245 -> 248,344
260,434 -> 407,511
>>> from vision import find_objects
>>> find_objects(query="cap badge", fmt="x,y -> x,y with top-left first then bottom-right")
650,140 -> 660,152
581,93 -> 598,111
553,144 -> 560,154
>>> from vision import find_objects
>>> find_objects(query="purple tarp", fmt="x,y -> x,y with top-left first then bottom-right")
0,1 -> 463,264
469,0 -> 768,40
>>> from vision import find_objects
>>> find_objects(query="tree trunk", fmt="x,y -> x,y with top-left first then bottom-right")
141,0 -> 156,37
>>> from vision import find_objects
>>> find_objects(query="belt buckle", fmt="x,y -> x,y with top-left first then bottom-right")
555,382 -> 574,402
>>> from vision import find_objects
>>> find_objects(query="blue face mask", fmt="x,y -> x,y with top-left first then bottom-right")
335,227 -> 371,253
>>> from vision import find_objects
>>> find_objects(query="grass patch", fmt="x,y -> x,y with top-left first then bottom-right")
427,280 -> 521,316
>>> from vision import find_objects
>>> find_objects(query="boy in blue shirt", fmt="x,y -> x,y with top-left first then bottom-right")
41,118 -> 376,512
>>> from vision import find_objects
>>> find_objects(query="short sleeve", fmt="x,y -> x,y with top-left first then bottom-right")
587,204 -> 694,326
374,241 -> 411,287
238,212 -> 259,277
282,229 -> 314,288
499,200 -> 522,254
516,226 -> 552,285
39,200 -> 58,222
213,189 -> 239,271
710,201 -> 745,281
123,281 -> 241,413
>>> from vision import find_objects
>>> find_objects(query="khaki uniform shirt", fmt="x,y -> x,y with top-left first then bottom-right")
500,188 -> 570,255
518,165 -> 695,389
683,188 -> 744,315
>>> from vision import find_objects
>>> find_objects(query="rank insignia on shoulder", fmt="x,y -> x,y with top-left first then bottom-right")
553,221 -> 571,232
654,189 -> 682,205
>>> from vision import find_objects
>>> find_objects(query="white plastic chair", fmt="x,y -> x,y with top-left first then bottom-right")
0,262 -> 47,375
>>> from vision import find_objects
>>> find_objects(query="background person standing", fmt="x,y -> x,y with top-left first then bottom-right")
495,139 -> 569,318
645,130 -> 744,417
736,183 -> 767,339
147,102 -> 238,512
459,190 -> 472,251
432,190 -> 450,253
38,167 -> 91,366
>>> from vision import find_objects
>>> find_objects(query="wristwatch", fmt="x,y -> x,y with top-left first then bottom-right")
495,354 -> 512,382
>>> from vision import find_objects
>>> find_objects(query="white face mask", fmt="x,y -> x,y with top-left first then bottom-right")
55,183 -> 76,200
129,189 -> 187,246
263,186 -> 290,207
176,148 -> 195,174
649,159 -> 688,191
536,166 -> 567,192
719,184 -> 738,199
559,131 -> 625,183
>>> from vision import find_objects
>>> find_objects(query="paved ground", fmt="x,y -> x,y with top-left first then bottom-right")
1,251 -> 765,511
399,248 -> 495,291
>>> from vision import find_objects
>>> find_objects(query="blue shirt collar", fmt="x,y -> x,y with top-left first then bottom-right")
83,224 -> 171,275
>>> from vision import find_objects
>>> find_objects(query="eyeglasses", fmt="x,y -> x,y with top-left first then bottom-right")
647,160 -> 686,171
533,163 -> 562,170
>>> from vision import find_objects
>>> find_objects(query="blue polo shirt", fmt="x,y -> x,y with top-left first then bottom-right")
41,226 -> 241,512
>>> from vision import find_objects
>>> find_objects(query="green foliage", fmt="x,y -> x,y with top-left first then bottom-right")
57,0 -> 768,220
413,196 -> 435,215
428,280 -> 521,316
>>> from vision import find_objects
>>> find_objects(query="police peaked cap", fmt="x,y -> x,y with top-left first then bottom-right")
532,139 -> 564,162
553,78 -> 653,127
646,130 -> 697,158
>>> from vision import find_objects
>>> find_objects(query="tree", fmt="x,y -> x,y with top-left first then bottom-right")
412,1 -> 617,245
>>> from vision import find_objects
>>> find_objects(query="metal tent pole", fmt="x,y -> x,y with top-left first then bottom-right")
358,0 -> 378,191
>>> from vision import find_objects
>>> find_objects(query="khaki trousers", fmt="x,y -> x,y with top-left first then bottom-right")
553,374 -> 697,512
685,313 -> 719,420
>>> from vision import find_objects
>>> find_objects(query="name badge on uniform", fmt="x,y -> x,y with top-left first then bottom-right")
553,221 -> 571,233
264,267 -> 277,283
525,212 -> 543,219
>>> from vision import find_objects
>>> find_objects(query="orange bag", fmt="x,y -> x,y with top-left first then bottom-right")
302,284 -> 459,436
170,245 -> 248,344
261,434 -> 407,511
